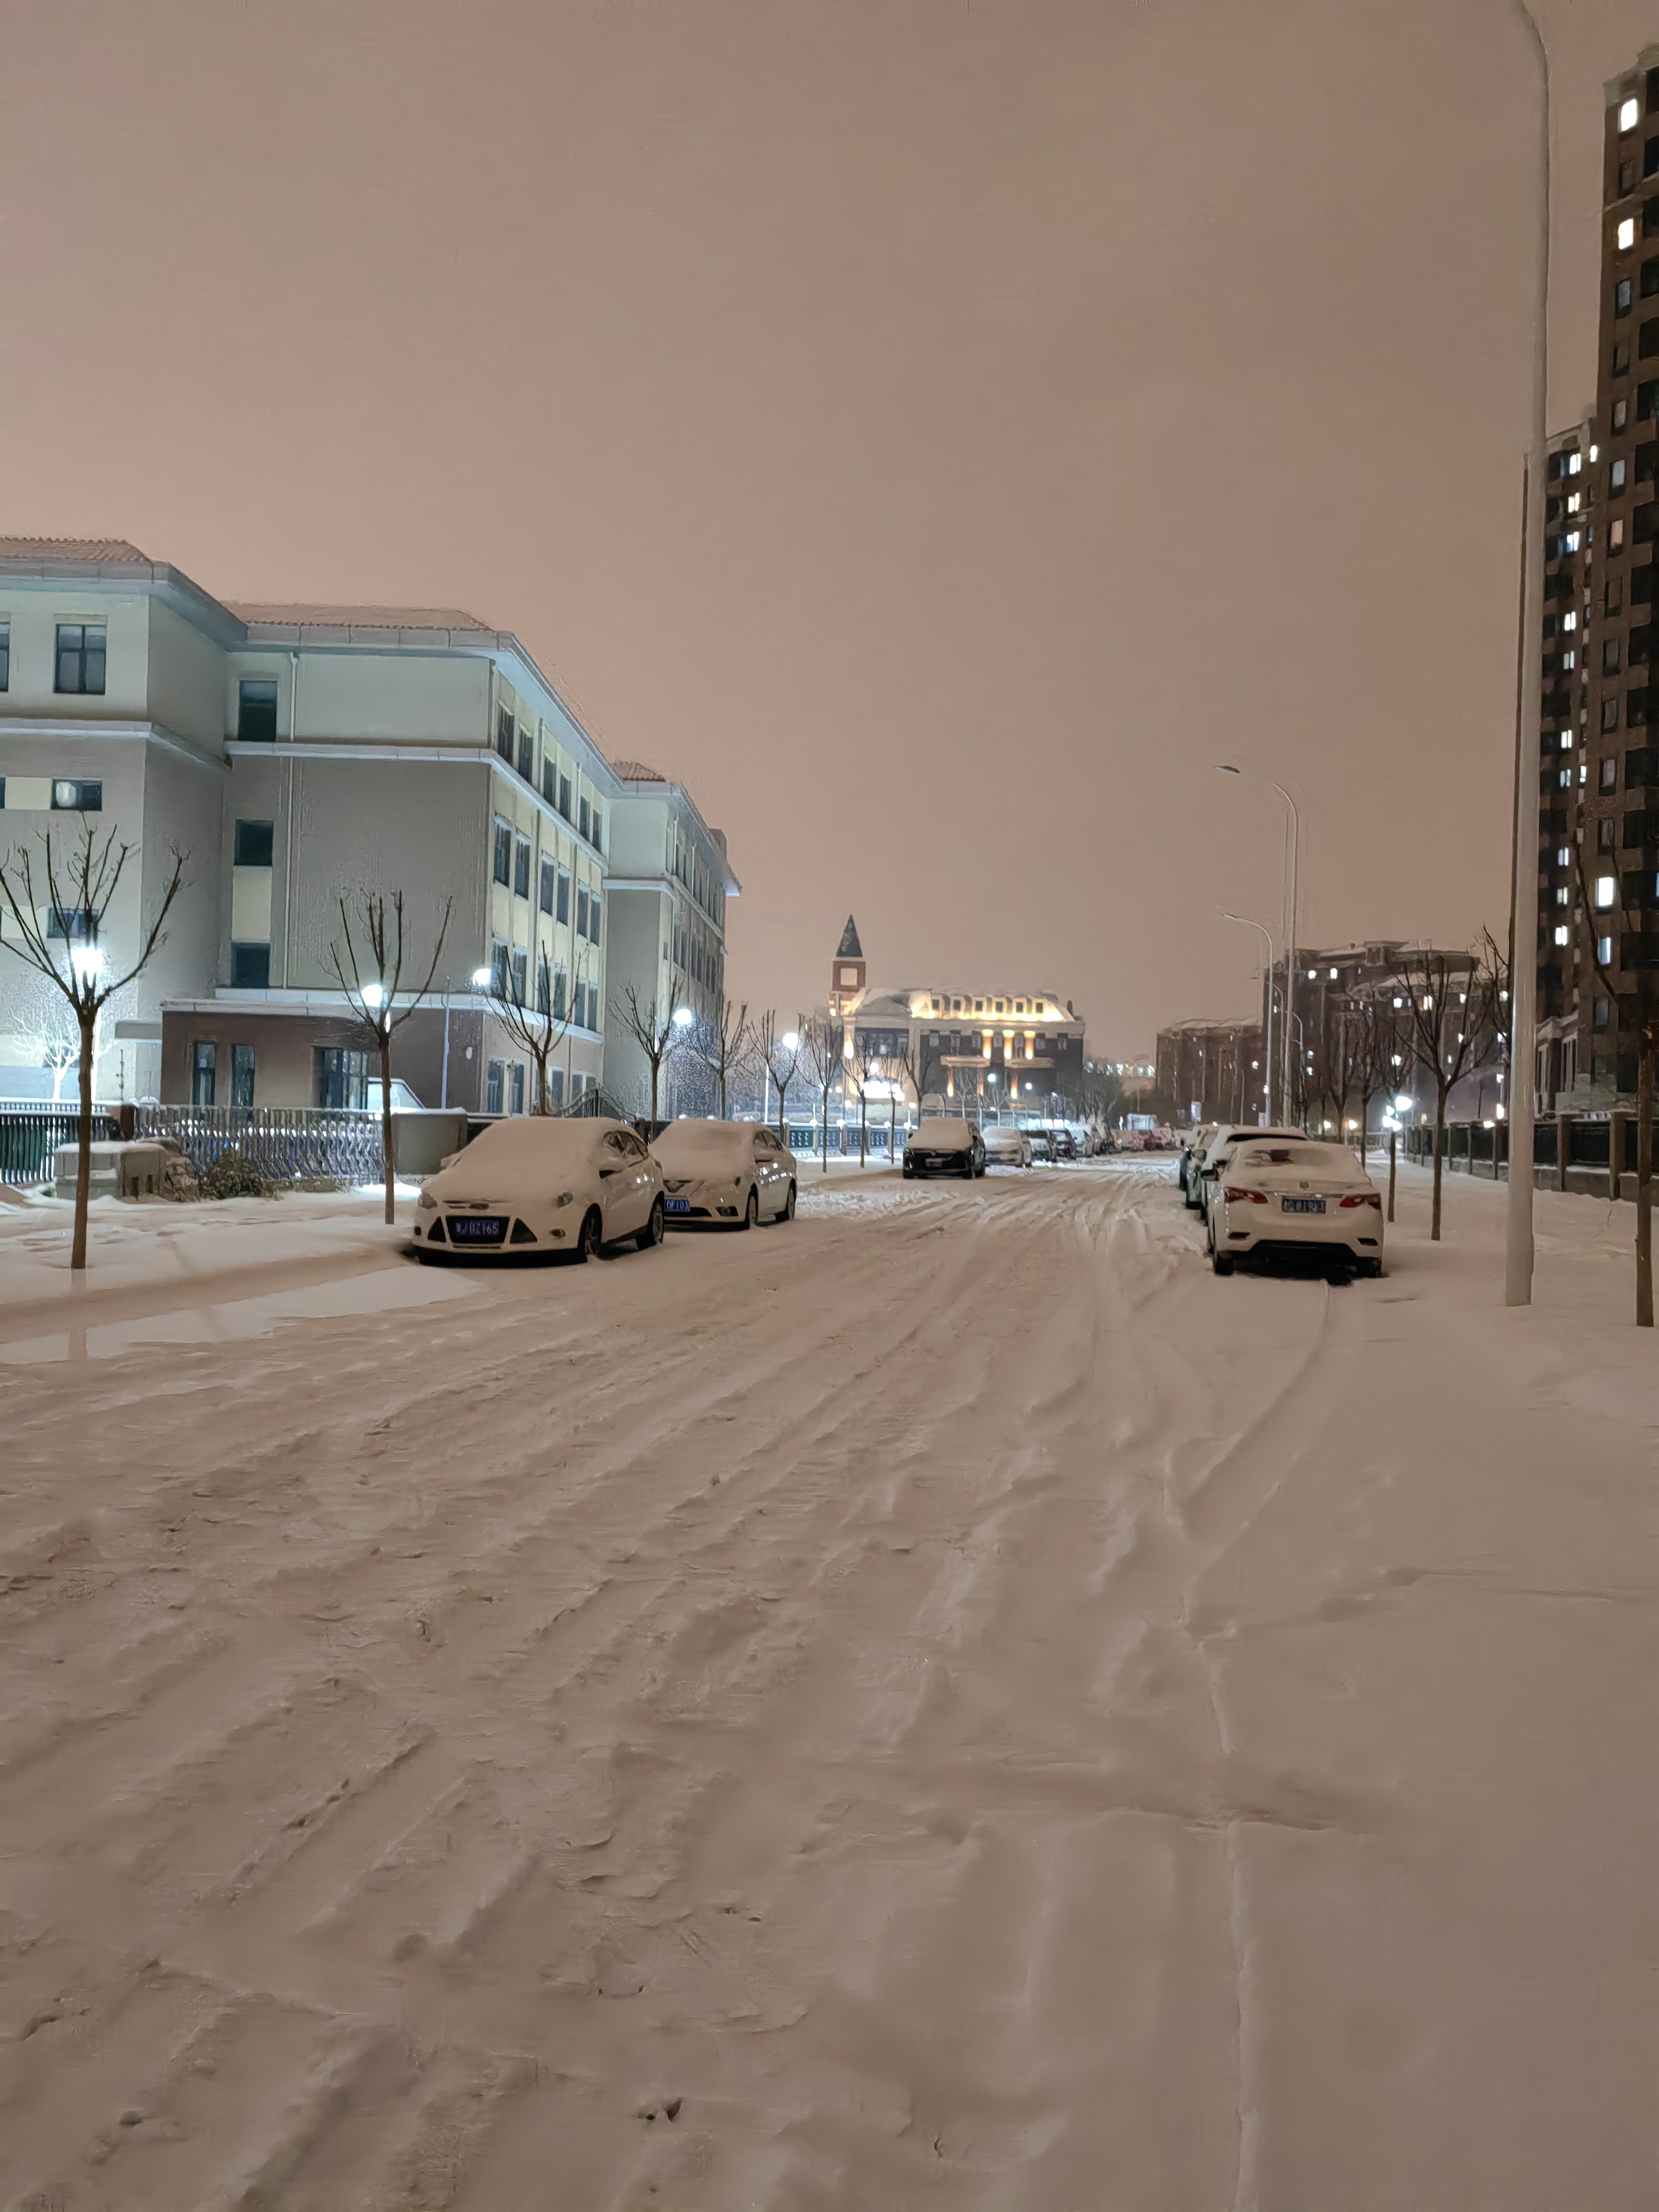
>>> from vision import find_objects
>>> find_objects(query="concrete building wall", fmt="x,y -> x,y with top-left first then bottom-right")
0,586 -> 151,719
603,888 -> 669,1114
148,599 -> 231,750
285,651 -> 489,745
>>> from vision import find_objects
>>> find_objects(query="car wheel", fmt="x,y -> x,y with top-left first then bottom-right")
1212,1250 -> 1234,1276
739,1184 -> 759,1230
573,1206 -> 603,1262
636,1195 -> 665,1250
779,1181 -> 796,1221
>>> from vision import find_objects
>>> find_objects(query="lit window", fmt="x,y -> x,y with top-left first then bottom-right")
1569,450 -> 1583,474
1589,444 -> 1600,461
1306,968 -> 1316,980
1562,651 -> 1576,669
1620,217 -> 1637,251
1392,996 -> 1404,1008
1612,458 -> 1628,493
1557,846 -> 1570,865
1580,762 -> 1589,784
1556,886 -> 1570,906
1560,768 -> 1572,787
1561,731 -> 1575,751
1567,491 -> 1581,512
1328,966 -> 1338,980
1609,519 -> 1625,549
1595,874 -> 1616,908
1598,934 -> 1613,965
1554,925 -> 1570,946
1563,610 -> 1577,630
1565,530 -> 1581,551
1621,95 -> 1639,132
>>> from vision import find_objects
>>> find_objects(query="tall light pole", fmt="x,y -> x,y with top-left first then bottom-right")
1218,765 -> 1299,1122
1506,0 -> 1549,1308
1222,911 -> 1276,1123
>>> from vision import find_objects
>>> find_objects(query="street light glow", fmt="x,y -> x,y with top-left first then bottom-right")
672,1006 -> 696,1029
781,1030 -> 800,1050
362,981 -> 386,1009
471,966 -> 493,990
69,944 -> 105,984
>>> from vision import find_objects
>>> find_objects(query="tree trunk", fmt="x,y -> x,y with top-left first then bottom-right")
1431,1082 -> 1448,1242
380,1032 -> 395,1226
777,1082 -> 787,1146
71,1010 -> 95,1272
859,1087 -> 868,1165
1637,1038 -> 1654,1330
650,1058 -> 660,1135
1387,1125 -> 1397,1224
821,1091 -> 829,1173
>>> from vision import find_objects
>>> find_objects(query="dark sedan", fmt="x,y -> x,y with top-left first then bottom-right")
903,1120 -> 987,1178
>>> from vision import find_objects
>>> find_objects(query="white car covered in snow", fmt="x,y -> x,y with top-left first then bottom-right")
651,1118 -> 798,1228
414,1117 -> 665,1261
1208,1139 -> 1384,1278
1194,1124 -> 1310,1223
982,1127 -> 1033,1168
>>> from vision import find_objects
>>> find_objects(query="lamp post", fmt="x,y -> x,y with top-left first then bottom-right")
1222,910 -> 1276,1124
1505,0 -> 1549,1309
1217,765 -> 1299,1127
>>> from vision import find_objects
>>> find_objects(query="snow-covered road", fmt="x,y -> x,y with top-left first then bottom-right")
1,1162 -> 1653,2209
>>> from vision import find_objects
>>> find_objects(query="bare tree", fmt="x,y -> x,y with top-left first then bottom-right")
797,1014 -> 842,1172
1578,842 -> 1657,1327
610,982 -> 680,1131
756,1011 -> 805,1143
951,1058 -> 983,1121
895,1027 -> 943,1125
1391,940 -> 1501,1242
0,822 -> 186,1271
847,1029 -> 884,1165
690,993 -> 751,1119
1347,999 -> 1395,1159
326,891 -> 453,1226
490,946 -> 582,1115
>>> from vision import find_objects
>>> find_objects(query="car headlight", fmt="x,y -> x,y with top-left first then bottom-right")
554,1190 -> 574,1208
416,1191 -> 436,1211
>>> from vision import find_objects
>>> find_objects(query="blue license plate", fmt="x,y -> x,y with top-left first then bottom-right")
448,1215 -> 506,1242
1282,1197 -> 1325,1215
666,1198 -> 691,1213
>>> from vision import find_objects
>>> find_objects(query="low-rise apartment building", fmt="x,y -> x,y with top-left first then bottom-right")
0,539 -> 734,1115
1155,1017 -> 1265,1127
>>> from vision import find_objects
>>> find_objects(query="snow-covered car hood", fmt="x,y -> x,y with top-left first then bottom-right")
427,1119 -> 612,1201
983,1131 -> 1026,1152
908,1122 -> 973,1151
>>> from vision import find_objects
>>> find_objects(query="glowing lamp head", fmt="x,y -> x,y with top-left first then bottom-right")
361,981 -> 386,1010
781,1030 -> 800,1050
69,943 -> 105,984
672,1006 -> 696,1029
471,966 -> 493,990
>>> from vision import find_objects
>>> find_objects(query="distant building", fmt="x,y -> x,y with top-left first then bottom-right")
822,918 -> 1085,1122
1155,1017 -> 1264,1128
0,539 -> 733,1115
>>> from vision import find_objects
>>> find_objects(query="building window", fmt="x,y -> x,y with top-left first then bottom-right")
315,1047 -> 368,1109
514,836 -> 531,898
55,623 -> 106,695
590,800 -> 603,852
1610,517 -> 1627,550
1602,757 -> 1619,791
234,818 -> 275,867
0,622 -> 9,691
1598,934 -> 1614,965
536,959 -> 550,1016
577,886 -> 589,938
231,942 -> 271,988
486,1059 -> 504,1114
1595,874 -> 1617,908
1604,694 -> 1622,732
1615,340 -> 1631,376
1615,395 -> 1631,431
1613,457 -> 1629,494
556,869 -> 570,923
1608,575 -> 1625,616
1617,278 -> 1634,317
50,779 -> 102,811
237,678 -> 279,741
1554,924 -> 1570,946
1595,995 -> 1611,1028
1621,217 -> 1638,252
510,948 -> 528,1004
539,857 -> 556,914
231,1042 -> 256,1109
1599,817 -> 1617,849
541,758 -> 557,806
1606,638 -> 1623,675
558,773 -> 572,820
1630,690 -> 1649,726
578,795 -> 590,842
510,1062 -> 525,1116
552,968 -> 567,1021
589,894 -> 601,947
545,1065 -> 564,1109
493,820 -> 511,886
1555,886 -> 1570,907
517,729 -> 533,781
490,936 -> 509,995
1647,135 -> 1659,178
496,706 -> 514,762
1621,96 -> 1640,134
191,1040 -> 217,1107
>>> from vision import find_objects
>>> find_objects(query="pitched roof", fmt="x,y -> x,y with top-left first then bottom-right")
227,602 -> 490,632
837,915 -> 864,959
610,759 -> 667,782
0,536 -> 151,564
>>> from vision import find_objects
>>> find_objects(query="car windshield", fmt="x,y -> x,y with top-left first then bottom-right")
1236,1142 -> 1366,1178
652,1120 -> 757,1172
913,1121 -> 972,1149
438,1117 -> 606,1179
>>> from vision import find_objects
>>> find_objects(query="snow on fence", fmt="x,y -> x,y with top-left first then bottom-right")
136,1104 -> 385,1188
0,1105 -> 122,1186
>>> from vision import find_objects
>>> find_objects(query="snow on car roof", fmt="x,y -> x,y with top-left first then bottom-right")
910,1120 -> 973,1148
1235,1142 -> 1367,1176
652,1118 -> 760,1162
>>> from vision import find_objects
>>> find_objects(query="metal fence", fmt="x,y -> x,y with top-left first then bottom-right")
0,1105 -> 121,1187
136,1104 -> 385,1188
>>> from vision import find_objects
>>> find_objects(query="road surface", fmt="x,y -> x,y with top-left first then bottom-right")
1,1163 -> 1652,2209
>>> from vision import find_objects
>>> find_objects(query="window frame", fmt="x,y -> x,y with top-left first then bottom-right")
54,623 -> 107,697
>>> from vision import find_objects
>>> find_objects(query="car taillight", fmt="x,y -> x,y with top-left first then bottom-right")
1223,1186 -> 1269,1204
1338,1192 -> 1381,1209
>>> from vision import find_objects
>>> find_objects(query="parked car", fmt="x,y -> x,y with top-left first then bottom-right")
651,1118 -> 798,1227
903,1119 -> 986,1178
983,1127 -> 1033,1168
1048,1128 -> 1078,1161
1180,1125 -> 1217,1207
1207,1139 -> 1384,1278
414,1117 -> 664,1261
1194,1125 -> 1309,1223
1027,1131 -> 1055,1164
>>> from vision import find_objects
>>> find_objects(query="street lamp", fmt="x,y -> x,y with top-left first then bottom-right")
68,943 -> 105,986
1220,911 -> 1276,1123
672,1007 -> 696,1029
471,966 -> 493,990
362,980 -> 386,1010
1217,765 -> 1299,1127
781,1029 -> 800,1050
1505,0 -> 1549,1310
